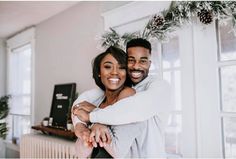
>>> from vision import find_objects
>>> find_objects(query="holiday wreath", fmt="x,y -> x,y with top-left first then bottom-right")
100,1 -> 236,49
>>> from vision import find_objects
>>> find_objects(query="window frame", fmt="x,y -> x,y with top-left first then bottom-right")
216,19 -> 236,158
6,27 -> 35,143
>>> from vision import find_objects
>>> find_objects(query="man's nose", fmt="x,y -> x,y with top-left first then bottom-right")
133,61 -> 141,69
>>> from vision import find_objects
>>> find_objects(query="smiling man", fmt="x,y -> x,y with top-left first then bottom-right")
72,38 -> 171,157
127,40 -> 151,85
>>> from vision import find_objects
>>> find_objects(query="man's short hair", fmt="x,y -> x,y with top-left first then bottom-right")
126,38 -> 152,54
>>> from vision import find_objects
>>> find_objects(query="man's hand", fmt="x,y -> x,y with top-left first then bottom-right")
73,109 -> 90,123
78,101 -> 96,112
74,123 -> 92,147
89,123 -> 111,148
72,101 -> 96,123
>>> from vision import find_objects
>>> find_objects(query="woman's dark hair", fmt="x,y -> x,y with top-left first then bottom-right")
126,38 -> 152,54
92,46 -> 132,90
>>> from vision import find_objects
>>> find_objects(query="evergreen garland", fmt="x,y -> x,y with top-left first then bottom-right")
0,95 -> 10,139
101,1 -> 236,49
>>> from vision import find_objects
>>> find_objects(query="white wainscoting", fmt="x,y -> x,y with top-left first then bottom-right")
20,133 -> 78,158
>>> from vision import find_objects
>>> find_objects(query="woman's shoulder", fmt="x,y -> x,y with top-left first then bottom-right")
118,87 -> 136,100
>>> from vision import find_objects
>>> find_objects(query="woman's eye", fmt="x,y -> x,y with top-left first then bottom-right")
104,65 -> 112,69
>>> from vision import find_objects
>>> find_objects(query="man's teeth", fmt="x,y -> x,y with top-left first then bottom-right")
131,72 -> 142,78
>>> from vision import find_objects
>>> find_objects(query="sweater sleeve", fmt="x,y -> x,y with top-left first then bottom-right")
90,80 -> 171,125
71,88 -> 104,127
104,122 -> 145,158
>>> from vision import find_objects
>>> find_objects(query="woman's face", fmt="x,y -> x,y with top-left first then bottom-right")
100,54 -> 126,91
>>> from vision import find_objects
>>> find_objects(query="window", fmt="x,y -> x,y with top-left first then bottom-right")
217,19 -> 236,158
161,36 -> 182,156
6,28 -> 35,144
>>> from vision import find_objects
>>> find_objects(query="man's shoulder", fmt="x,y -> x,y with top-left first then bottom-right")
147,75 -> 169,85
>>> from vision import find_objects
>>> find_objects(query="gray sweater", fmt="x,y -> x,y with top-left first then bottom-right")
72,75 -> 171,157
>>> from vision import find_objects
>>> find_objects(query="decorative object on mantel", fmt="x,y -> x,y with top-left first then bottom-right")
49,83 -> 76,129
100,1 -> 236,49
31,125 -> 76,140
0,95 -> 10,139
31,83 -> 76,140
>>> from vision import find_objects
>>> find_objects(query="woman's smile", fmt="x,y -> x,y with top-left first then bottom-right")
100,54 -> 126,91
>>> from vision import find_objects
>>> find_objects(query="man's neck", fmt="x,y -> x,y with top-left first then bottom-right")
132,76 -> 149,86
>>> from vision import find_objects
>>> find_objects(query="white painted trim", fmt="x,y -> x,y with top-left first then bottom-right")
7,27 -> 35,49
0,39 -> 6,96
178,25 -> 198,157
218,60 -> 236,67
30,37 -> 36,127
6,26 -> 36,134
193,22 -> 223,157
102,1 -> 171,30
4,141 -> 19,152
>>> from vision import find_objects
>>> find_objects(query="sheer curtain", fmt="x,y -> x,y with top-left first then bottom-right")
6,27 -> 35,145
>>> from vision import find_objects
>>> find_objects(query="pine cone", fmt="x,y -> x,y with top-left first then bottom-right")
197,9 -> 213,25
153,15 -> 164,27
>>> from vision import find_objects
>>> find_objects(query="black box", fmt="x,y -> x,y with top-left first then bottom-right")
50,83 -> 76,129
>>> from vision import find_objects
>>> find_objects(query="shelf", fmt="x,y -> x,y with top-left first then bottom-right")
31,125 -> 76,140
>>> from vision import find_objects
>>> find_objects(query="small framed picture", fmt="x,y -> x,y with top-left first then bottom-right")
49,83 -> 76,129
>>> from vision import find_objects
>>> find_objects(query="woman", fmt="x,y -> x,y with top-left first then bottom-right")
74,46 -> 136,158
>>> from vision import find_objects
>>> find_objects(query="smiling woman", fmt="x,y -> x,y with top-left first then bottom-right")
73,46 -> 136,158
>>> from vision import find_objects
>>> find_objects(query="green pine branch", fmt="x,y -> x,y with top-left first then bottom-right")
100,1 -> 236,49
0,95 -> 10,139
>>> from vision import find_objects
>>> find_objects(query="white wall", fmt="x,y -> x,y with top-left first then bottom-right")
0,39 -> 6,97
0,39 -> 6,157
34,1 -> 129,124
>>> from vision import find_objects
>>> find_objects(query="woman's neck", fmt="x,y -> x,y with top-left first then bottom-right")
104,86 -> 124,106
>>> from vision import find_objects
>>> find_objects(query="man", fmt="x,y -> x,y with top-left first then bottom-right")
72,38 -> 171,157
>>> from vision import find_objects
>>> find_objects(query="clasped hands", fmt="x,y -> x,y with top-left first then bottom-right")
73,101 -> 111,148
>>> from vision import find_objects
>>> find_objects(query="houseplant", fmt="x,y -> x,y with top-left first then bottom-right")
0,95 -> 10,139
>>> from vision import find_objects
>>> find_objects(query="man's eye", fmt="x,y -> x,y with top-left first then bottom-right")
128,59 -> 135,63
140,60 -> 148,64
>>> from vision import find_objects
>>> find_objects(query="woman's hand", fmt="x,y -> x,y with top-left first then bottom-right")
74,123 -> 92,147
89,123 -> 111,147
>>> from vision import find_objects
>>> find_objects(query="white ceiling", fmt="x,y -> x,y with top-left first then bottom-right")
0,1 -> 79,39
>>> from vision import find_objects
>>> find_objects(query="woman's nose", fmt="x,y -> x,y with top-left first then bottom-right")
111,67 -> 118,74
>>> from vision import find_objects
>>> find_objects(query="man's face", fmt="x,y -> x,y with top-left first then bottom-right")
127,47 -> 151,85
